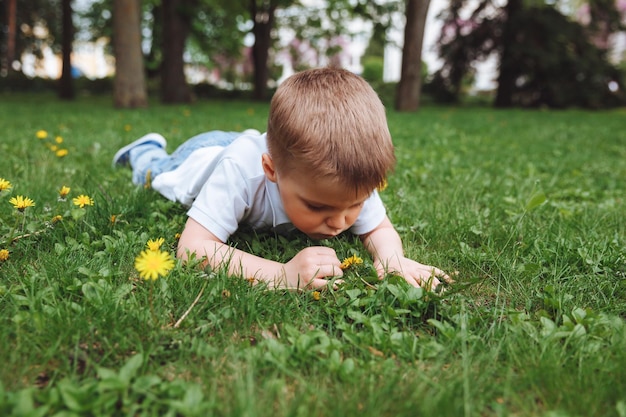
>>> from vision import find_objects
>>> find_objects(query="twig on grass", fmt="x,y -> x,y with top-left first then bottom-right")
172,281 -> 207,328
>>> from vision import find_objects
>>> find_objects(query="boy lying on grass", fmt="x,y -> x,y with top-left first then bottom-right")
113,67 -> 451,290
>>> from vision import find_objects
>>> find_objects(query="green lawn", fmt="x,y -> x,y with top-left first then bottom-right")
1,93 -> 625,416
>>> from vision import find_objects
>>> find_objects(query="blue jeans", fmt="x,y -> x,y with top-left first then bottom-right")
129,130 -> 241,185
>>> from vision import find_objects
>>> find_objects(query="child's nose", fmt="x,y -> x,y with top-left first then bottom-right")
325,213 -> 346,231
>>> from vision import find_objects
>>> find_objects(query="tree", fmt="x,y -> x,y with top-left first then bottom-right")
428,0 -> 496,103
2,0 -> 17,74
493,0 -> 520,107
59,0 -> 74,100
145,1 -> 163,79
113,0 -> 148,107
1,0 -> 65,77
161,0 -> 192,103
249,0 -> 278,100
584,0 -> 625,50
280,0 -> 366,71
395,0 -> 430,111
432,0 -> 625,108
494,3 -> 624,108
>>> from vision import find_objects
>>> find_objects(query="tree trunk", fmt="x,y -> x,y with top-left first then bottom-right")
113,0 -> 148,108
395,0 -> 430,112
3,0 -> 17,74
161,0 -> 192,103
494,0 -> 522,108
146,2 -> 162,79
59,0 -> 75,100
250,0 -> 276,101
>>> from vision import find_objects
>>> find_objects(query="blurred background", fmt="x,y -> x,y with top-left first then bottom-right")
1,0 -> 625,109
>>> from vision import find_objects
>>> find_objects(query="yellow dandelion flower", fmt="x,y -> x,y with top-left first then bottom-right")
49,145 -> 58,152
110,214 -> 118,224
146,237 -> 165,251
36,130 -> 48,139
51,215 -> 63,223
56,149 -> 68,158
377,179 -> 388,192
0,249 -> 9,262
174,232 -> 181,240
311,291 -> 321,301
134,249 -> 175,281
58,185 -> 71,199
0,178 -> 12,193
340,254 -> 363,270
9,195 -> 35,212
55,136 -> 63,144
72,194 -> 94,208
124,124 -> 132,132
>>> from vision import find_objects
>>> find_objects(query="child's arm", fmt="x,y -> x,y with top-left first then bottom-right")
177,217 -> 343,289
360,216 -> 451,289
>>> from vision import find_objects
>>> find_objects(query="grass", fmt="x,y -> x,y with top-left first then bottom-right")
1,92 -> 625,416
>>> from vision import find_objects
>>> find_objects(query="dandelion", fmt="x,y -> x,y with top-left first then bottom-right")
146,237 -> 165,251
36,130 -> 48,139
174,232 -> 181,240
136,249 -> 175,326
51,215 -> 63,223
49,145 -> 58,152
9,195 -> 35,212
311,291 -> 321,301
58,185 -> 71,199
55,136 -> 63,144
0,249 -> 9,262
56,149 -> 69,158
0,178 -> 12,193
110,214 -> 118,224
72,194 -> 94,208
340,254 -> 363,270
124,124 -> 132,132
135,249 -> 175,281
377,179 -> 388,192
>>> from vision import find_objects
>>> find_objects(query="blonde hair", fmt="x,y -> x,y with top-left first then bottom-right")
267,67 -> 395,194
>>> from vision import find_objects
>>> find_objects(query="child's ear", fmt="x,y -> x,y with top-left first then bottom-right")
261,153 -> 278,182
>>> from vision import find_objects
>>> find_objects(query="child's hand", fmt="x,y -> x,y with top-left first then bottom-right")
374,256 -> 452,291
283,247 -> 343,289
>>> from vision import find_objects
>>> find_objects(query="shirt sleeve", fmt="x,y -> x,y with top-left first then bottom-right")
186,158 -> 251,242
349,190 -> 386,236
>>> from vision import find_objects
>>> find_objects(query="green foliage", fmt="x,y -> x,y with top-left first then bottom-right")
500,5 -> 625,108
433,1 -> 626,108
0,95 -> 625,416
361,57 -> 385,83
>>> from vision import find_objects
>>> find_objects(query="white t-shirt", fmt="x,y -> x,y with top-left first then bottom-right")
152,133 -> 386,242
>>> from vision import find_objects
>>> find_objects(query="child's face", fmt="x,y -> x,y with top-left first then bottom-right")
278,173 -> 370,240
262,154 -> 370,240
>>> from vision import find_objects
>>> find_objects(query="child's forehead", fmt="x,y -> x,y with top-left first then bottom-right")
291,173 -> 372,204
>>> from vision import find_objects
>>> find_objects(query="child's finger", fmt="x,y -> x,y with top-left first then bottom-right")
429,267 -> 456,284
308,277 -> 336,289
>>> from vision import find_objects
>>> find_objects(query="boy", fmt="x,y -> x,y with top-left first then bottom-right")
113,67 -> 450,290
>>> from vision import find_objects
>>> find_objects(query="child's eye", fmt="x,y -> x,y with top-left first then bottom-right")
306,203 -> 324,212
